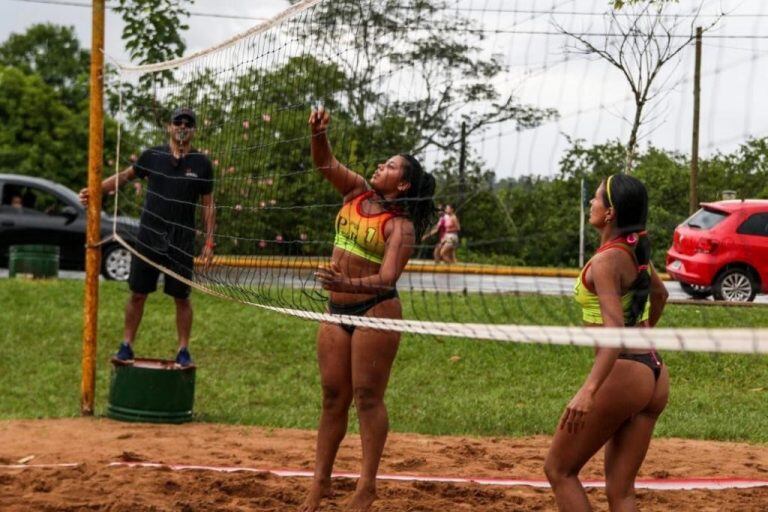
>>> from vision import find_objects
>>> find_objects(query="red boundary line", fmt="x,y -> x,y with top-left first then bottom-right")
107,462 -> 768,491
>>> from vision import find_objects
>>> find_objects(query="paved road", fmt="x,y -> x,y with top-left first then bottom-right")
4,267 -> 766,304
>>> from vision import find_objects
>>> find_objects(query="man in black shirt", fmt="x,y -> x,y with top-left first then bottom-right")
80,107 -> 215,367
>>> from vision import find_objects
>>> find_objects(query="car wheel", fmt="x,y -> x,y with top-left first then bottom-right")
680,282 -> 711,300
713,268 -> 757,302
101,245 -> 132,281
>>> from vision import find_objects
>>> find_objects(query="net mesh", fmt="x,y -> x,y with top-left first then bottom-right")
108,0 -> 768,352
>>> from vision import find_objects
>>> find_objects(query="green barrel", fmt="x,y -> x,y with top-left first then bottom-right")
9,245 -> 59,279
107,358 -> 196,424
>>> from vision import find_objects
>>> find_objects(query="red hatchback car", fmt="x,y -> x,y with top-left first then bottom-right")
666,200 -> 768,302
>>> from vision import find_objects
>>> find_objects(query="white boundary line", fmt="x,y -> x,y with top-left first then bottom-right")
0,463 -> 80,469
108,462 -> 768,491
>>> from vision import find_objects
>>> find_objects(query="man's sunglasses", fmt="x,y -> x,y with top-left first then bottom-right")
172,119 -> 195,128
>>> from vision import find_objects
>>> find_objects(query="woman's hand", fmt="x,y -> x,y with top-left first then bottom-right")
308,106 -> 330,136
559,386 -> 595,435
315,261 -> 346,292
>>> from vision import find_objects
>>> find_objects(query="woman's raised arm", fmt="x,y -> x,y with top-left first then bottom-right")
309,107 -> 367,200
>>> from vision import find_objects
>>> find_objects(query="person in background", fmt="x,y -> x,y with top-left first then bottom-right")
422,203 -> 461,263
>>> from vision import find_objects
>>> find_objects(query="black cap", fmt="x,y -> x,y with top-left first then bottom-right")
171,107 -> 196,126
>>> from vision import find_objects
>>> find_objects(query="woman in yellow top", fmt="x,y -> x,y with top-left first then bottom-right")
300,106 -> 435,512
544,174 -> 669,512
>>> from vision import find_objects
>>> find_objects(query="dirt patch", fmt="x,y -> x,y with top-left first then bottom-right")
0,418 -> 767,511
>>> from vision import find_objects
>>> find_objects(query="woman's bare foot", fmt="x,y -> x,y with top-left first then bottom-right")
344,483 -> 377,511
298,480 -> 331,512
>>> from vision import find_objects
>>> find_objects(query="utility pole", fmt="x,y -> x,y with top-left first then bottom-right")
458,121 -> 467,207
579,178 -> 586,267
690,26 -> 702,215
81,0 -> 105,415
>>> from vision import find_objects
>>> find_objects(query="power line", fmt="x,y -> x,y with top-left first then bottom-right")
10,0 -> 270,22
14,0 -> 768,23
468,29 -> 768,40
420,7 -> 753,19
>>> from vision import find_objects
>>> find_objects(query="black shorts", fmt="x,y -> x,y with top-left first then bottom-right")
328,289 -> 399,334
128,245 -> 193,299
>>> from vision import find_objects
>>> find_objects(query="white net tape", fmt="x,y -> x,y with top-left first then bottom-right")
115,233 -> 768,354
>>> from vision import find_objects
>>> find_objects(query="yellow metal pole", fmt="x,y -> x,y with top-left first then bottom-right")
81,0 -> 105,415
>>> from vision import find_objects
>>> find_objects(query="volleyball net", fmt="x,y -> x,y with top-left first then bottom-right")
107,0 -> 768,352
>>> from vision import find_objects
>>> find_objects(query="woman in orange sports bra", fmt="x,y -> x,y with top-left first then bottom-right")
544,174 -> 670,512
299,106 -> 435,512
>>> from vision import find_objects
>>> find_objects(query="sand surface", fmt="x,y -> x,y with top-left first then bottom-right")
1,418 -> 767,511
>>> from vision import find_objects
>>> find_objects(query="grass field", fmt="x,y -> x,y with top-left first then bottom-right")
1,278 -> 767,442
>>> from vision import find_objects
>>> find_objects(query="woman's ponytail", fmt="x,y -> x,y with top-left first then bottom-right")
398,154 -> 436,240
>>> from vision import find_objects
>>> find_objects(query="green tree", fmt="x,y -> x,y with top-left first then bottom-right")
0,24 -> 90,109
514,137 -> 768,270
113,0 -> 191,69
289,0 -> 557,157
110,0 -> 193,127
143,55 -> 419,256
557,4 -> 714,172
0,66 -> 122,190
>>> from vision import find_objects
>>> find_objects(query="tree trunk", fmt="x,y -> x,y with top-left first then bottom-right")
625,100 -> 644,174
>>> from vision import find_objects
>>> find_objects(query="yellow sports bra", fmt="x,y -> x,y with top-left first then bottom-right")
574,241 -> 651,325
334,191 -> 398,264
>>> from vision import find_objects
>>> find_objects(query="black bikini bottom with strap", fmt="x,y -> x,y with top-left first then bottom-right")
618,351 -> 664,381
328,289 -> 399,335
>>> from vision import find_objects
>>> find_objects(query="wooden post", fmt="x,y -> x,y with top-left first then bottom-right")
690,26 -> 702,215
81,0 -> 105,415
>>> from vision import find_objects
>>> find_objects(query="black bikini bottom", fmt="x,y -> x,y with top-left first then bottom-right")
618,351 -> 664,381
328,289 -> 399,335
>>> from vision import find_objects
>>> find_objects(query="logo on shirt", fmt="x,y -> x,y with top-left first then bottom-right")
184,169 -> 198,178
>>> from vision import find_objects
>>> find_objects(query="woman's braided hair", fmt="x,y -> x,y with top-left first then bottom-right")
602,174 -> 650,327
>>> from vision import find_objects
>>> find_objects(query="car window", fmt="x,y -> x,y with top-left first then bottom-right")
3,185 -> 69,217
1,183 -> 25,210
685,207 -> 728,230
737,213 -> 768,237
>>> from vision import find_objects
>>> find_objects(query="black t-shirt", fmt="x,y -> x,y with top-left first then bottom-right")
134,145 -> 214,255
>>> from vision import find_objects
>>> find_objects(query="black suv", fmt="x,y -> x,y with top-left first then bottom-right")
0,174 -> 138,280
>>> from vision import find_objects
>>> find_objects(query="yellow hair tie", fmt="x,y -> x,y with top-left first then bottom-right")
606,175 -> 615,208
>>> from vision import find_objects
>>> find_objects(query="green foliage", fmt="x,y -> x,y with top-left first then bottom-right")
111,0 -> 193,128
136,54 -> 427,256
0,66 -> 122,190
0,24 -> 90,109
113,0 -> 191,68
499,138 -> 768,270
0,21 -> 142,190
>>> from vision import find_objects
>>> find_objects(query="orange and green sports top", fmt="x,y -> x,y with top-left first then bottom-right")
573,239 -> 651,325
334,190 -> 398,264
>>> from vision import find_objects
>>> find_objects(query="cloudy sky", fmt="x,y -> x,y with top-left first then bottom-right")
2,0 -> 291,61
3,0 -> 768,179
